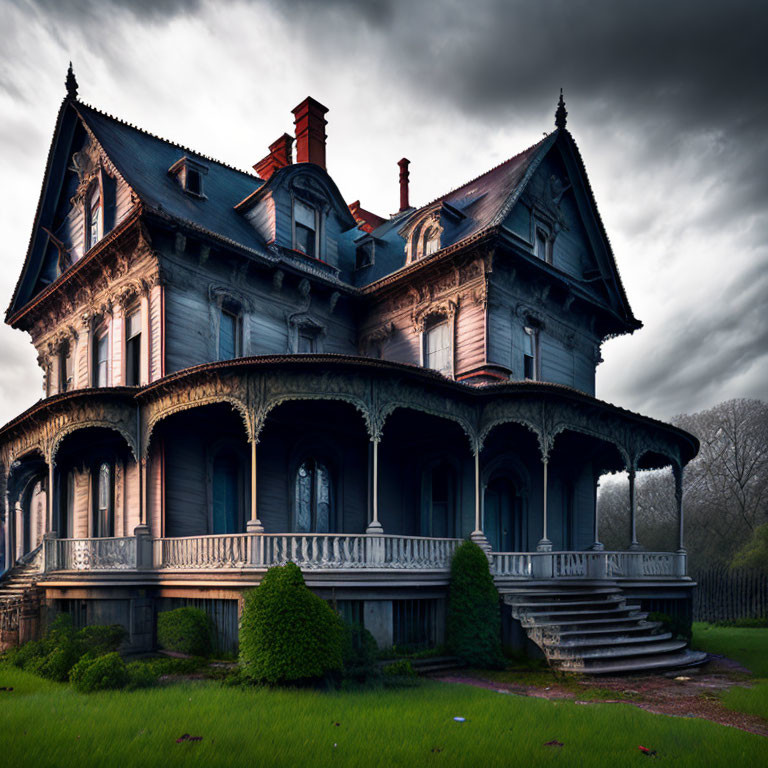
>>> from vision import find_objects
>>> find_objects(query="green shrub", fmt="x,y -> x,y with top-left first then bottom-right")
381,659 -> 416,677
69,652 -> 128,693
713,617 -> 768,628
125,661 -> 158,690
341,622 -> 379,682
8,638 -> 45,669
446,540 -> 504,669
648,611 -> 692,642
157,607 -> 214,657
239,562 -> 343,685
76,624 -> 127,656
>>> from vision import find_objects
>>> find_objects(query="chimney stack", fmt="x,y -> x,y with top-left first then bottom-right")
253,133 -> 294,181
292,96 -> 328,169
398,158 -> 410,212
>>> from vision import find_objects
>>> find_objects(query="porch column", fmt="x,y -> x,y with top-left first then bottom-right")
134,408 -> 150,537
246,439 -> 264,533
470,448 -> 490,550
47,460 -> 57,537
366,438 -> 383,533
536,457 -> 552,551
591,470 -> 604,550
628,467 -> 640,550
674,463 -> 685,552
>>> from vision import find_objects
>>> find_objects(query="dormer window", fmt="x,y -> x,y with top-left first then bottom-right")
424,228 -> 440,256
355,241 -> 374,270
293,199 -> 317,258
168,157 -> 207,198
87,186 -> 101,250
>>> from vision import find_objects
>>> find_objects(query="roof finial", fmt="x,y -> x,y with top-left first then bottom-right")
555,88 -> 567,130
65,62 -> 78,100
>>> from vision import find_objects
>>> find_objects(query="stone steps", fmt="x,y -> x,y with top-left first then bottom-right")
503,583 -> 707,675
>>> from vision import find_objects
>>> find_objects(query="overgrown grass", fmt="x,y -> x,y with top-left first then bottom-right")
692,622 -> 768,720
0,663 -> 764,767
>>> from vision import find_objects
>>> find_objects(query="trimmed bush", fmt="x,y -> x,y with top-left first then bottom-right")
381,659 -> 416,677
125,661 -> 159,690
239,562 -> 343,684
157,607 -> 214,657
77,624 -> 127,656
341,622 -> 379,682
69,652 -> 128,693
446,540 -> 505,668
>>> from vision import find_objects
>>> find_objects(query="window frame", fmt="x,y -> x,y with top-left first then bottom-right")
92,325 -> 110,388
217,301 -> 243,361
58,342 -> 73,394
93,461 -> 114,538
124,307 -> 142,387
523,325 -> 540,381
293,457 -> 334,534
292,197 -> 322,260
86,184 -> 102,251
534,225 -> 553,265
422,315 -> 454,378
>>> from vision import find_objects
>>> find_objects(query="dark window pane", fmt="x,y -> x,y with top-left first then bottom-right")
212,454 -> 239,534
186,169 -> 201,195
219,311 -> 237,360
298,332 -> 315,353
295,223 -> 316,257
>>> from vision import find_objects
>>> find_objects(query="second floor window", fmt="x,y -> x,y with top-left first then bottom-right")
59,344 -> 73,393
94,462 -> 113,537
523,326 -> 539,380
219,305 -> 242,360
294,200 -> 317,258
125,310 -> 141,386
94,330 -> 109,387
88,187 -> 101,250
424,319 -> 452,376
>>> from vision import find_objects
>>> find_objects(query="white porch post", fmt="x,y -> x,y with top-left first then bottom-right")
674,463 -> 687,576
591,470 -> 604,550
246,438 -> 264,533
470,448 -> 490,551
628,467 -> 641,550
536,457 -> 552,551
366,438 -> 383,533
47,460 -> 56,536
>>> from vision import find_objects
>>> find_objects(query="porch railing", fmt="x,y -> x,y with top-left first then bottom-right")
154,533 -> 462,571
53,537 -> 137,571
40,534 -> 685,579
490,550 -> 685,579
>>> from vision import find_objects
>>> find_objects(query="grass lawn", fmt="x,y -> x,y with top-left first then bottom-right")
692,622 -> 768,720
0,664 -> 765,768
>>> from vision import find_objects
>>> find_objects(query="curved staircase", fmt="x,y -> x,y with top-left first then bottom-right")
0,546 -> 44,601
504,584 -> 708,674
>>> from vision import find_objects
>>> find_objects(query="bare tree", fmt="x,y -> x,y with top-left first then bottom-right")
597,399 -> 768,573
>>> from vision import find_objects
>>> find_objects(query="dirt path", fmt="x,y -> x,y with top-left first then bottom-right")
434,657 -> 768,738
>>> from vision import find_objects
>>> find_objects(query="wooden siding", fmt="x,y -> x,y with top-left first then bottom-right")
455,301 -> 486,374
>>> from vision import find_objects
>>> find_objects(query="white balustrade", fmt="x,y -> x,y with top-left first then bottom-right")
54,537 -> 137,571
156,534 -> 249,569
490,553 -> 532,577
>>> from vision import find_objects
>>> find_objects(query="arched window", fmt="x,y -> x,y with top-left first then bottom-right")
212,452 -> 241,534
95,462 -> 113,537
423,227 -> 440,256
294,458 -> 332,533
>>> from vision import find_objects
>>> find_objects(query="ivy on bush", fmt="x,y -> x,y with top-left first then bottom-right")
239,562 -> 343,684
446,540 -> 505,669
157,607 -> 214,657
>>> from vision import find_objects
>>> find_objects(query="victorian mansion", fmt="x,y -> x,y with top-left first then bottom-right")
0,68 -> 706,673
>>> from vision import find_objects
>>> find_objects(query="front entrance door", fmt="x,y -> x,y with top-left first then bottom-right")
484,477 -> 522,551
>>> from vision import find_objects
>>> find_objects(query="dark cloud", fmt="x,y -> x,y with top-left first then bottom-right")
20,0 -> 204,22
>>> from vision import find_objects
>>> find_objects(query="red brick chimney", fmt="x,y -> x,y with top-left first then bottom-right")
292,97 -> 328,169
398,158 -> 410,211
253,133 -> 294,181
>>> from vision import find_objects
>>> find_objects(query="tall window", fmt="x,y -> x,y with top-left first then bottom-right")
424,319 -> 452,376
88,187 -> 101,250
212,452 -> 240,534
294,458 -> 332,533
95,463 -> 113,537
59,344 -> 73,393
298,330 -> 317,353
218,302 -> 241,360
125,310 -> 141,386
426,463 -> 454,538
93,329 -> 109,387
523,326 -> 539,380
60,470 -> 75,539
294,200 -> 317,258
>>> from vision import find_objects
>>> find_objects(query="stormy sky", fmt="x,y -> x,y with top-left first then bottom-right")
0,0 -> 766,426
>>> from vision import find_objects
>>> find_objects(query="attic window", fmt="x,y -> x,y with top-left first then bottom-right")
535,228 -> 553,264
294,200 -> 318,258
168,157 -> 208,198
355,241 -> 374,269
87,186 -> 102,250
424,229 -> 440,256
